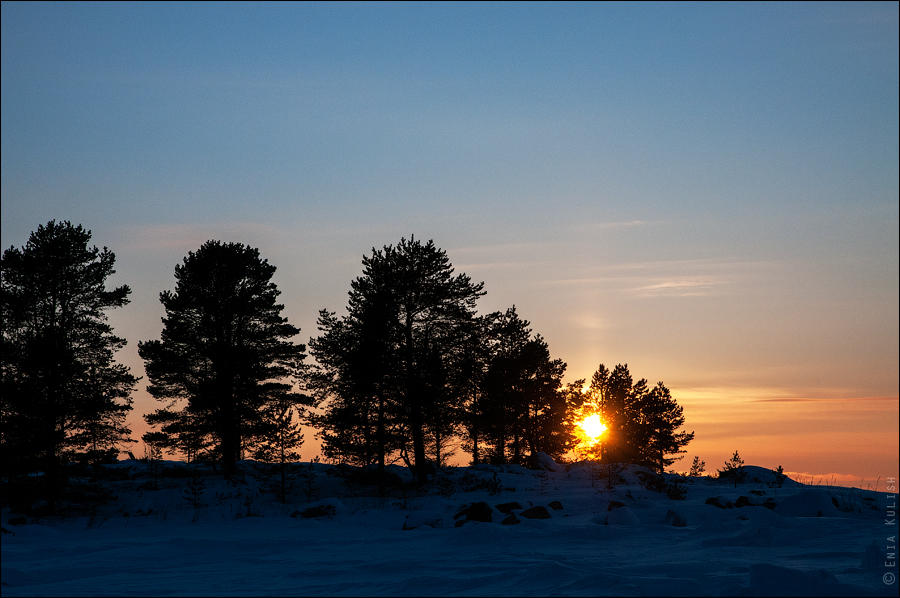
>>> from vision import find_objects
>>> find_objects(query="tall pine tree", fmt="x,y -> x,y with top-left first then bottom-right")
138,241 -> 306,478
0,221 -> 136,499
309,237 -> 484,483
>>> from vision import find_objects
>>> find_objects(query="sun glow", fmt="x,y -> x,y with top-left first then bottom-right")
571,409 -> 608,458
578,413 -> 607,441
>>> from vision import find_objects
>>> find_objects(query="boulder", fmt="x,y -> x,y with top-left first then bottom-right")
705,496 -> 733,509
607,500 -> 626,511
495,501 -> 522,514
548,500 -> 563,510
520,506 -> 551,519
294,504 -> 336,518
501,513 -> 520,525
454,501 -> 493,526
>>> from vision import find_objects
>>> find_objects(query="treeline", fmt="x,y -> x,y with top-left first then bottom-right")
1,221 -> 693,493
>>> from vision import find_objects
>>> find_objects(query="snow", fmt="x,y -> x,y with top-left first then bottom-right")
1,459 -> 896,596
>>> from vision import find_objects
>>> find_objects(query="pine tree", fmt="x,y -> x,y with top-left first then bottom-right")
253,392 -> 305,503
718,449 -> 746,486
455,314 -> 494,465
138,241 -> 306,478
588,363 -> 693,471
309,237 -> 484,483
640,382 -> 694,473
478,307 -> 567,464
0,221 -> 136,500
688,456 -> 706,476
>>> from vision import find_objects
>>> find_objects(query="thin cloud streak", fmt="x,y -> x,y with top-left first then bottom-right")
630,278 -> 725,298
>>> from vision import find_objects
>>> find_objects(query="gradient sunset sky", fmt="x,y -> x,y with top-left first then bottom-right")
2,2 -> 897,486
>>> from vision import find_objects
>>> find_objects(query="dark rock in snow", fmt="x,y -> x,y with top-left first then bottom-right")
520,506 -> 551,519
495,501 -> 522,514
607,500 -> 626,511
402,514 -> 442,530
735,496 -> 752,507
548,500 -> 563,510
295,504 -> 336,518
705,496 -> 733,509
454,501 -> 493,525
501,513 -> 520,525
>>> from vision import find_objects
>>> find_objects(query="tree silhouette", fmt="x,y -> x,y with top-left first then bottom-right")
309,237 -> 484,483
718,449 -> 746,486
688,456 -> 707,476
477,307 -> 568,464
138,241 -> 306,478
588,363 -> 693,472
0,221 -> 136,500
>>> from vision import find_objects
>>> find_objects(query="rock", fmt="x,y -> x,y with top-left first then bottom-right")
548,500 -> 563,510
520,506 -> 551,519
296,504 -> 336,518
501,513 -> 520,525
735,496 -> 752,508
402,514 -> 442,530
495,501 -> 522,514
607,500 -> 626,511
750,490 -> 766,496
454,501 -> 493,525
664,509 -> 687,527
705,496 -> 733,509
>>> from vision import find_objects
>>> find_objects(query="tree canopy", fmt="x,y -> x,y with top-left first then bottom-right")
0,221 -> 136,496
309,236 -> 485,482
138,240 -> 307,477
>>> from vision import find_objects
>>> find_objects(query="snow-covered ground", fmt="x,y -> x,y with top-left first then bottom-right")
2,459 -> 897,596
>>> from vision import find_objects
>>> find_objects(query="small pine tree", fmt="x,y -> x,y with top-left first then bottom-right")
253,397 -> 305,504
688,456 -> 706,477
774,464 -> 786,488
718,450 -> 745,486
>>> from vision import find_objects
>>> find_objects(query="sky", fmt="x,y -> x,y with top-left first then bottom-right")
2,2 -> 897,486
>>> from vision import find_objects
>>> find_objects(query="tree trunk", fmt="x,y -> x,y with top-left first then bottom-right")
411,409 -> 427,484
376,392 -> 386,472
403,311 -> 428,484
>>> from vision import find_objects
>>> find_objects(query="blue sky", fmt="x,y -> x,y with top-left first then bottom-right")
2,2 -> 897,481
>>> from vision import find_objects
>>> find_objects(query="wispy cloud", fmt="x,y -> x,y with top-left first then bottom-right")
631,278 -> 725,298
541,257 -> 778,299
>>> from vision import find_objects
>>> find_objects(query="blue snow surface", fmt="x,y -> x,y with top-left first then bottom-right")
1,458 -> 897,596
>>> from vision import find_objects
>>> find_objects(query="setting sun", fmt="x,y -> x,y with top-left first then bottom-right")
578,413 -> 607,441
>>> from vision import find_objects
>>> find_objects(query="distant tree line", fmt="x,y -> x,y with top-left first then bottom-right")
1,221 -> 694,497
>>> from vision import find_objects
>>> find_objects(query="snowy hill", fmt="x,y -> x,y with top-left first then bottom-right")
1,458 -> 896,596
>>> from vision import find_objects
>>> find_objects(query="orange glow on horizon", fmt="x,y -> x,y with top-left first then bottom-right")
572,411 -> 607,457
